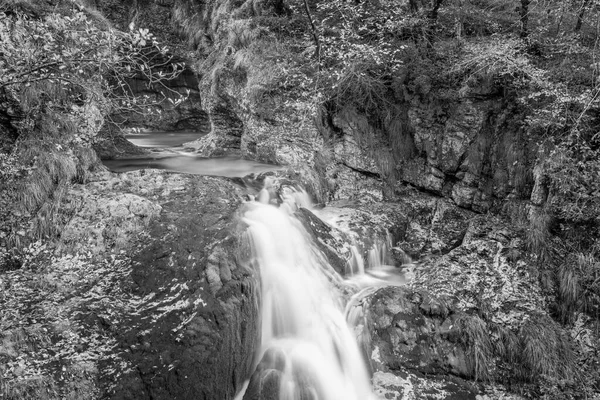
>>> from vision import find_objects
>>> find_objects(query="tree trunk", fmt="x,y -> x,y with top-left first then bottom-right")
520,0 -> 530,39
303,0 -> 321,63
575,0 -> 591,32
425,0 -> 445,49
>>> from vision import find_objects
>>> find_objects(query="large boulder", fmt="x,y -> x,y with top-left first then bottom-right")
0,170 -> 260,400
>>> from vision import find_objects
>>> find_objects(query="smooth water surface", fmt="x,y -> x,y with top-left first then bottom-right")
103,131 -> 282,177
124,131 -> 204,148
104,153 -> 281,177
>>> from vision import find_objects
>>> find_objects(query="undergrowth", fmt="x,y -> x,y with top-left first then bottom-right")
456,312 -> 577,392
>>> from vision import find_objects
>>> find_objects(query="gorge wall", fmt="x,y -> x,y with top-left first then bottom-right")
150,0 -> 541,213
2,0 -> 599,399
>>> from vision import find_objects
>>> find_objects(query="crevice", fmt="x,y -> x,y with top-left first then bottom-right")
440,228 -> 468,255
340,162 -> 381,180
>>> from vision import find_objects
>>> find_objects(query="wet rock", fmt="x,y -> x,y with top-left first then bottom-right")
243,368 -> 281,400
294,207 -> 350,276
106,173 -> 259,400
352,286 -> 480,399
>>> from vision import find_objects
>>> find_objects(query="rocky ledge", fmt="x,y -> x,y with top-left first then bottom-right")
0,169 -> 258,400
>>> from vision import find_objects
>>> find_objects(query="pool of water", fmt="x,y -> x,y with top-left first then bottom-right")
104,152 -> 282,178
104,131 -> 281,177
124,131 -> 204,148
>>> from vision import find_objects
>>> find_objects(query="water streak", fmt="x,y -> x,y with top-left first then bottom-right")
242,189 -> 375,400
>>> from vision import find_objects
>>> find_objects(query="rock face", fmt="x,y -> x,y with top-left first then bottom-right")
358,287 -> 479,400
93,1 -> 209,132
114,65 -> 210,132
0,170 -> 260,400
323,90 -> 536,210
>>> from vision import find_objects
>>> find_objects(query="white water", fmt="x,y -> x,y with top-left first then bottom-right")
242,188 -> 376,400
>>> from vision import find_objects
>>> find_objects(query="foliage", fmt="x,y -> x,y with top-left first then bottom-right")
543,138 -> 600,223
0,0 -> 186,258
456,314 -> 494,381
0,2 -> 185,133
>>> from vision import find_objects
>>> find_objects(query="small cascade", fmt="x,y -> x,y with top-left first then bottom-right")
241,185 -> 376,400
345,236 -> 410,289
347,246 -> 366,275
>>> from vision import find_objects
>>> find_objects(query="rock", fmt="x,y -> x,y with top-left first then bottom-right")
413,215 -> 544,327
362,286 -> 470,376
107,173 -> 259,400
60,191 -> 162,254
350,286 -> 480,399
243,348 -> 285,400
402,159 -> 445,194
373,371 -> 478,400
1,170 -> 260,400
294,207 -> 350,276
452,182 -> 478,208
390,194 -> 472,259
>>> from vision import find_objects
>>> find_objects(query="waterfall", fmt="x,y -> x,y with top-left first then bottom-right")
240,185 -> 377,400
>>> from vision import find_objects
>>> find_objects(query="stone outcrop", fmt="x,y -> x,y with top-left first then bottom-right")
322,87 -> 536,211
0,170 -> 260,400
113,65 -> 210,132
359,286 -> 479,399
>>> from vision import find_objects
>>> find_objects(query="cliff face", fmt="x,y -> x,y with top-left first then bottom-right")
2,1 -> 598,399
91,0 -> 210,133
162,0 -> 538,212
322,85 -> 536,211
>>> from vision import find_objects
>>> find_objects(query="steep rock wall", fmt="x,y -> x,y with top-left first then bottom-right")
320,82 -> 537,211
154,0 -> 540,211
92,0 -> 210,132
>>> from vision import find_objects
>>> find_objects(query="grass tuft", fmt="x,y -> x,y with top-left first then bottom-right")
18,150 -> 77,214
557,253 -> 600,323
73,146 -> 99,184
526,206 -> 552,264
228,19 -> 264,49
557,261 -> 580,324
332,62 -> 392,116
518,314 -> 575,383
456,314 -> 493,381
491,323 -> 520,366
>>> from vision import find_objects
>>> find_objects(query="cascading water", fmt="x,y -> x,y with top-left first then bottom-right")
240,184 -> 377,400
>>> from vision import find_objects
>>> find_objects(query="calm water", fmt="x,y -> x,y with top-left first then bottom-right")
104,153 -> 281,177
103,131 -> 281,178
124,131 -> 204,148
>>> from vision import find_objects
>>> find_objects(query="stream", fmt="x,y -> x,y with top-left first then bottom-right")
102,131 -> 282,177
107,131 -> 408,398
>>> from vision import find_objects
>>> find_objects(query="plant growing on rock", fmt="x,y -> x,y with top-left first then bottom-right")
0,0 -> 186,263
